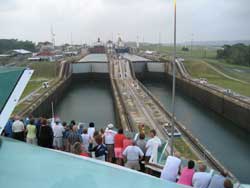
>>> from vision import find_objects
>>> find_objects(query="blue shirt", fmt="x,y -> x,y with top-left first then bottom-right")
4,120 -> 13,137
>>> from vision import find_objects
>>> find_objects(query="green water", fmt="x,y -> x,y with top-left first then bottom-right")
55,79 -> 116,129
141,79 -> 250,183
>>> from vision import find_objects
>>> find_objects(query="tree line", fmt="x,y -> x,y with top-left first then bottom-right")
0,39 -> 36,54
217,43 -> 250,66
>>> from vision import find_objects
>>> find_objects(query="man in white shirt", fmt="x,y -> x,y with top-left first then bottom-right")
192,164 -> 212,188
123,141 -> 144,171
52,121 -> 65,150
145,129 -> 161,162
87,122 -> 95,138
104,123 -> 117,162
12,116 -> 25,141
160,152 -> 181,182
81,128 -> 90,151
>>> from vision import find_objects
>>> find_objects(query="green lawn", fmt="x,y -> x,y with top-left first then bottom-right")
20,61 -> 58,99
184,60 -> 250,96
141,44 -> 217,59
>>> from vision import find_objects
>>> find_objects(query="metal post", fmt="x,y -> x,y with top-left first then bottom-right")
170,0 -> 177,156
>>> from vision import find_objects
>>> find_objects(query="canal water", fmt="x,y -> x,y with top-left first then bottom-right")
141,79 -> 250,183
55,79 -> 116,129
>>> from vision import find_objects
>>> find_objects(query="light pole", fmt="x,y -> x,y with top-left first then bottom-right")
170,0 -> 177,156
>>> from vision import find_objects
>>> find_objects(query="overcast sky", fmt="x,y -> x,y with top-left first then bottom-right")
0,0 -> 250,45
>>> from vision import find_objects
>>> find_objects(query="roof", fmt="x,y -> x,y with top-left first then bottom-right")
0,137 -> 189,188
13,49 -> 32,54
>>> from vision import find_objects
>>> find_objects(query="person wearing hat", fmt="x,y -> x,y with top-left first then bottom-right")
104,123 -> 117,162
52,119 -> 65,150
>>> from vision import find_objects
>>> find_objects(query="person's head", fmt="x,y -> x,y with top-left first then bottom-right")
73,142 -> 82,155
28,114 -> 33,119
93,130 -> 99,138
107,123 -> 114,130
14,115 -> 20,121
187,160 -> 195,169
29,119 -> 35,125
100,128 -> 104,134
118,128 -> 123,134
220,171 -> 228,177
224,179 -> 233,188
174,151 -> 181,158
89,122 -> 95,128
70,120 -> 76,126
42,118 -> 47,126
95,135 -> 103,145
82,128 -> 87,134
62,121 -> 67,127
132,140 -> 136,146
199,164 -> 207,172
139,133 -> 145,140
150,129 -> 156,138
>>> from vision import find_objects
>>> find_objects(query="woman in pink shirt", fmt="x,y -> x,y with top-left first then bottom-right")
177,160 -> 195,186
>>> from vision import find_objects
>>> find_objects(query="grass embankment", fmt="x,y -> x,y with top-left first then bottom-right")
20,61 -> 58,98
184,59 -> 250,96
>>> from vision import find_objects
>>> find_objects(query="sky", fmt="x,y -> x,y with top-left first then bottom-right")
0,0 -> 250,45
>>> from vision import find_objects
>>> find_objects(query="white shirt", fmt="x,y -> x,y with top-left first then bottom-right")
53,124 -> 64,137
160,156 -> 181,182
104,129 -> 117,144
12,120 -> 24,133
81,133 -> 90,150
145,136 -> 161,157
192,172 -> 212,188
123,145 -> 144,161
87,127 -> 95,138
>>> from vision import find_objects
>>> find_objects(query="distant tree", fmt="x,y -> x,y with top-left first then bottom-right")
182,47 -> 189,51
0,39 -> 36,53
216,43 -> 250,66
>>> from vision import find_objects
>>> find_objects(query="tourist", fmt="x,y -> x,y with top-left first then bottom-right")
99,128 -> 105,139
177,160 -> 195,186
38,119 -> 54,148
208,171 -> 228,188
122,140 -> 144,171
104,123 -> 117,162
136,132 -> 146,154
89,135 -> 107,161
224,179 -> 233,188
77,123 -> 84,135
26,119 -> 37,145
145,129 -> 161,163
123,135 -> 133,152
87,122 -> 95,138
12,115 -> 25,141
62,121 -> 69,151
114,128 -> 126,165
35,117 -> 43,145
52,120 -> 65,150
192,164 -> 212,188
3,116 -> 14,138
161,152 -> 182,182
68,125 -> 83,152
73,142 -> 89,157
81,128 -> 90,151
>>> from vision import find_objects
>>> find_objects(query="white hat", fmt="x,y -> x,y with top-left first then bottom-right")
107,123 -> 114,129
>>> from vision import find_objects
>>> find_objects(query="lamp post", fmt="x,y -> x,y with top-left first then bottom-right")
170,0 -> 177,156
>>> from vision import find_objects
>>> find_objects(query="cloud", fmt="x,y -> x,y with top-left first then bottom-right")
0,0 -> 249,44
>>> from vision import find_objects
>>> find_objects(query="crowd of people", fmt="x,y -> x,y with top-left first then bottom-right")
2,115 -> 234,188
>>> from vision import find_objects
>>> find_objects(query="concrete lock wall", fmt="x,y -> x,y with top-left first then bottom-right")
147,62 -> 165,72
72,63 -> 109,73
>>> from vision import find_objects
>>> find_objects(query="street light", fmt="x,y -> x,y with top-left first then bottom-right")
170,0 -> 177,156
